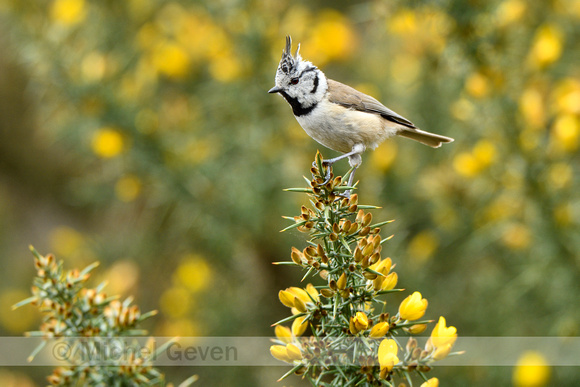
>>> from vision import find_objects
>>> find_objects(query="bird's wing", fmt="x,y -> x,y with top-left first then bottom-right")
327,79 -> 416,129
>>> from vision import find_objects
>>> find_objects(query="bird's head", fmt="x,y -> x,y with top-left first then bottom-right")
268,36 -> 326,110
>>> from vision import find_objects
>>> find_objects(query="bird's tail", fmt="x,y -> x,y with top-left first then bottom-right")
398,128 -> 454,148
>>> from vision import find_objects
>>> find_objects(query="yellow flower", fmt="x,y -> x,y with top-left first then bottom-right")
353,311 -> 369,331
528,24 -> 564,67
407,323 -> 427,334
270,343 -> 302,363
278,290 -> 296,309
292,316 -> 308,337
50,0 -> 86,26
399,291 -> 428,321
285,343 -> 302,361
270,345 -> 292,363
274,325 -> 292,344
421,377 -> 439,387
159,286 -> 191,318
430,316 -> 457,349
91,128 -> 125,158
369,322 -> 390,338
378,339 -> 399,374
513,351 -> 551,387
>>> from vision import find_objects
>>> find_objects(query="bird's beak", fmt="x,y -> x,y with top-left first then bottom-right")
268,86 -> 283,94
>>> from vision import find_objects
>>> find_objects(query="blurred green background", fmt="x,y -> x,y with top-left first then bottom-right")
0,0 -> 578,385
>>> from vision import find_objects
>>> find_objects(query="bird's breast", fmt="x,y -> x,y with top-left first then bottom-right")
295,101 -> 398,153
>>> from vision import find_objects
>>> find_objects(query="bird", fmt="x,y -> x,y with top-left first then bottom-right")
268,36 -> 454,188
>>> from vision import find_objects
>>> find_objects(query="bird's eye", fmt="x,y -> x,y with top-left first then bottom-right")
290,77 -> 299,85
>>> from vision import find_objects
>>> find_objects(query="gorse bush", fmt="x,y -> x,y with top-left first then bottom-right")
271,153 -> 459,386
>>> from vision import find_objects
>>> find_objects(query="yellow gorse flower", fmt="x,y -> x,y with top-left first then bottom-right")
421,377 -> 439,387
513,351 -> 551,387
399,291 -> 428,321
291,315 -> 308,337
430,316 -> 457,348
274,325 -> 292,344
369,322 -> 390,338
378,339 -> 399,373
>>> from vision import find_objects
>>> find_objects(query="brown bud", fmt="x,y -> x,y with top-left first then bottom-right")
341,220 -> 352,233
320,288 -> 335,298
354,247 -> 363,262
337,272 -> 347,290
359,226 -> 371,237
362,213 -> 373,227
348,204 -> 358,212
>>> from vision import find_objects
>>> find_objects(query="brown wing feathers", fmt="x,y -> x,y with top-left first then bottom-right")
326,79 -> 416,129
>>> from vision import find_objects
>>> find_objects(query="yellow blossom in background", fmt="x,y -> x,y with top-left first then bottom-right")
551,114 -> 579,152
398,291 -> 428,321
408,230 -> 439,263
115,175 -> 142,202
387,6 -> 454,55
513,351 -> 551,387
502,223 -> 531,250
91,128 -> 125,158
553,203 -> 572,227
209,52 -> 243,83
421,377 -> 439,387
50,0 -> 86,26
473,140 -> 497,167
378,338 -> 399,374
390,53 -> 421,86
551,78 -> 580,114
174,254 -> 211,293
159,318 -> 199,337
102,260 -> 139,296
302,9 -> 356,66
159,286 -> 191,318
465,71 -> 490,98
81,51 -> 107,83
453,140 -> 496,178
547,162 -> 573,190
151,41 -> 191,79
528,24 -> 564,68
49,226 -> 84,258
450,98 -> 475,121
453,151 -> 480,178
370,141 -> 398,172
519,87 -> 546,129
495,0 -> 527,27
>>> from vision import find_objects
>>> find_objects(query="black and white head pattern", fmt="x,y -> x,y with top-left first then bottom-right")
272,36 -> 327,116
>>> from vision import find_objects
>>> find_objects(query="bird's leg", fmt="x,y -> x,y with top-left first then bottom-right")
315,147 -> 363,185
